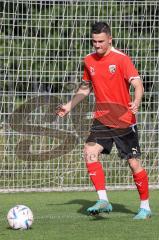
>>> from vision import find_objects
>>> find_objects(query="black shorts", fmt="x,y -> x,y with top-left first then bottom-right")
86,119 -> 141,160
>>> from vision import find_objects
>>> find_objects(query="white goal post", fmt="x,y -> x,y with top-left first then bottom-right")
0,0 -> 158,192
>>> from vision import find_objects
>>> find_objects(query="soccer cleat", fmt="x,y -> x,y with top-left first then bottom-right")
133,208 -> 152,220
87,200 -> 112,215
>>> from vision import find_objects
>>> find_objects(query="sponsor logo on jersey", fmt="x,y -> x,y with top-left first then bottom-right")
109,64 -> 116,73
89,66 -> 95,76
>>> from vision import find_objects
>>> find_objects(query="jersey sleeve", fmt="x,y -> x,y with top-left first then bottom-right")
122,55 -> 140,82
82,63 -> 92,82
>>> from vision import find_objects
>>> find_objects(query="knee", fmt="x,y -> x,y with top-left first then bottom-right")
128,158 -> 143,173
84,143 -> 99,163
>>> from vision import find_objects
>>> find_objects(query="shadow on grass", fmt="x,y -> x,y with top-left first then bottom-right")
66,199 -> 135,215
48,199 -> 135,220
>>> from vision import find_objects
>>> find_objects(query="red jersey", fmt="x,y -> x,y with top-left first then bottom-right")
82,47 -> 140,128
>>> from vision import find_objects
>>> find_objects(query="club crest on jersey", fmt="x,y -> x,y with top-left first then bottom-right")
109,64 -> 116,73
89,66 -> 95,76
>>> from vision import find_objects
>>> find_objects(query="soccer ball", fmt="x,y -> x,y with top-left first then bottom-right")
7,205 -> 34,230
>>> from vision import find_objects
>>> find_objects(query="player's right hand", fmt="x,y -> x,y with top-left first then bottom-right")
55,104 -> 70,117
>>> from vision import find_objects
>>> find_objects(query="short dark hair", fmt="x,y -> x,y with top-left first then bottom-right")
91,22 -> 111,35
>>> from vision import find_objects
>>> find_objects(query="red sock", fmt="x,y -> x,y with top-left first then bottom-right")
133,169 -> 149,200
86,161 -> 105,190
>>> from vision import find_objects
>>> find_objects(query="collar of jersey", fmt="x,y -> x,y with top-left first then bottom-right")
95,47 -> 113,60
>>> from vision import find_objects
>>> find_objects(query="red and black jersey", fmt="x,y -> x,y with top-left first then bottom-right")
82,47 -> 140,128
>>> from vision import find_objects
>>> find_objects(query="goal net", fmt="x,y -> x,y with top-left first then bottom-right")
0,0 -> 158,191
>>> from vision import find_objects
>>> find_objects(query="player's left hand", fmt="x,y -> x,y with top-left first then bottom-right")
128,102 -> 139,114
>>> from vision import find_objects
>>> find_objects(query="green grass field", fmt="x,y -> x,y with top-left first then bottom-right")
0,190 -> 158,240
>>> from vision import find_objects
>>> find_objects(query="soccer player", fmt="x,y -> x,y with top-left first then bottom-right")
56,22 -> 151,219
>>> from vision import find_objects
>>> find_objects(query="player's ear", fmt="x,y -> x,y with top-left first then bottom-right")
108,36 -> 112,44
91,37 -> 94,47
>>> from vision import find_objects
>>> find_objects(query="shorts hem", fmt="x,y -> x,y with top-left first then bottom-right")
120,153 -> 141,160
